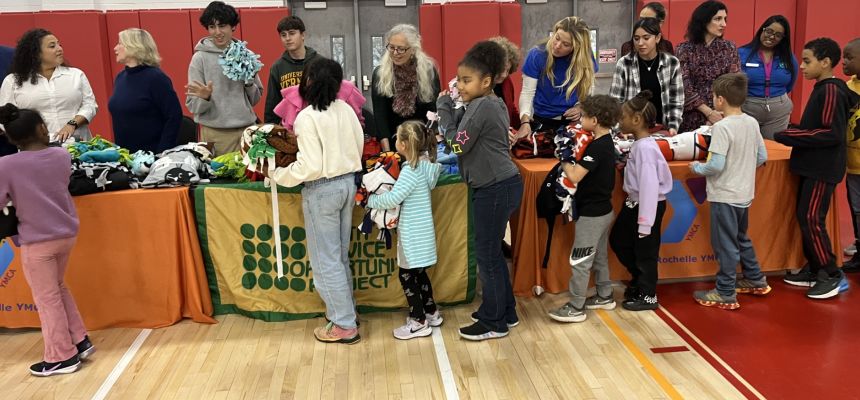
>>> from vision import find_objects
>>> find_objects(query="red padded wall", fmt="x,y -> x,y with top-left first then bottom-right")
440,2 -> 500,82
34,11 -> 114,140
666,0 -> 753,46
140,10 -> 195,117
0,13 -> 36,47
105,11 -> 140,80
499,2 -> 523,108
418,4 -> 444,76
239,7 -> 290,120
637,0 -> 671,40
791,0 -> 860,122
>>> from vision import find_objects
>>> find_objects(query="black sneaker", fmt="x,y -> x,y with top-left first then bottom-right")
470,311 -> 519,328
29,354 -> 81,377
623,286 -> 640,302
622,293 -> 659,311
76,335 -> 95,360
807,271 -> 845,299
784,265 -> 816,287
458,322 -> 508,341
843,255 -> 860,273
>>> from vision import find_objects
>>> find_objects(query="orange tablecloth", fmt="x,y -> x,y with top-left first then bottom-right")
0,188 -> 216,329
510,140 -> 841,297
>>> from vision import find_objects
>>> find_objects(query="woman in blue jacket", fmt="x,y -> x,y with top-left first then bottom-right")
738,15 -> 798,139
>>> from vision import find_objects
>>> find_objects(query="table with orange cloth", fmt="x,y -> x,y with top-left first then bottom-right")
0,187 -> 216,329
509,140 -> 841,297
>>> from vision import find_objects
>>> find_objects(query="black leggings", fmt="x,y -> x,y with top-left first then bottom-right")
609,201 -> 667,296
398,267 -> 437,322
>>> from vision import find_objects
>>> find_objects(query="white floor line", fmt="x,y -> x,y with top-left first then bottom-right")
659,306 -> 766,400
91,329 -> 152,400
431,326 -> 459,400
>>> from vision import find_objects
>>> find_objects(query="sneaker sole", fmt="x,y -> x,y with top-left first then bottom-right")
783,278 -> 814,287
621,303 -> 658,311
30,362 -> 81,377
428,319 -> 444,328
736,286 -> 772,295
470,316 -> 519,328
695,299 -> 740,310
585,302 -> 617,310
548,313 -> 587,323
458,330 -> 509,341
314,334 -> 362,345
393,327 -> 432,340
78,346 -> 96,361
807,286 -> 840,299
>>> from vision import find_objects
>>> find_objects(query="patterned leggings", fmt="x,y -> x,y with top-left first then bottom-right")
398,267 -> 437,322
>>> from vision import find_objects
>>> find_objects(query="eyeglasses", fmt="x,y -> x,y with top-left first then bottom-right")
386,44 -> 411,54
762,28 -> 785,41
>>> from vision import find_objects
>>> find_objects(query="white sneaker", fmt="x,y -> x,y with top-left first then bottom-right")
425,311 -> 444,327
845,244 -> 857,256
393,318 -> 431,340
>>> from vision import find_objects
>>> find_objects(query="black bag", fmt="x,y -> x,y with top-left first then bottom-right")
0,204 -> 18,239
535,163 -> 563,269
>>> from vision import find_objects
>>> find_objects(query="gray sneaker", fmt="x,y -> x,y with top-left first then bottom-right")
584,294 -> 616,310
548,302 -> 587,323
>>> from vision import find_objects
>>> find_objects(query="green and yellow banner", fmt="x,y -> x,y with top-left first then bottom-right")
194,175 -> 475,321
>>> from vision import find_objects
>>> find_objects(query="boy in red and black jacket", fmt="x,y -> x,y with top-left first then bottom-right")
775,38 -> 860,299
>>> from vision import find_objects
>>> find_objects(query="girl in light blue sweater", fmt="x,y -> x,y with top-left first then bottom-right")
368,121 -> 442,340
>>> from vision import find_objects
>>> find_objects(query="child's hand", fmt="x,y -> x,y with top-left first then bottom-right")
438,90 -> 449,98
668,128 -> 677,136
688,161 -> 700,173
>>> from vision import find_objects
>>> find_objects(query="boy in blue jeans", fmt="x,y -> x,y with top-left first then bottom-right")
690,73 -> 769,310
775,38 -> 859,298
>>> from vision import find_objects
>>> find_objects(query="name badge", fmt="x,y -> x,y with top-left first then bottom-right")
745,62 -> 760,68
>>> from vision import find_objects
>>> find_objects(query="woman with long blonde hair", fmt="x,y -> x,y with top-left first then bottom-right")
108,28 -> 182,152
371,24 -> 441,151
515,16 -> 595,140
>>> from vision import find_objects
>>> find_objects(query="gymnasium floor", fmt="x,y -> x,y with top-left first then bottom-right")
1,190 -> 855,400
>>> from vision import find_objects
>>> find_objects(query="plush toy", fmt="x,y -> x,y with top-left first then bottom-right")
357,152 -> 402,248
218,40 -> 263,84
653,125 -> 712,161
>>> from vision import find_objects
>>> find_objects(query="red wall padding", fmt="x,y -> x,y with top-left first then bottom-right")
105,12 -> 140,80
636,0 -> 671,40
239,7 -> 290,120
0,13 -> 36,47
34,11 -> 114,140
499,2 -> 523,108
139,10 -> 194,117
418,4 -> 444,77
440,3 -> 500,82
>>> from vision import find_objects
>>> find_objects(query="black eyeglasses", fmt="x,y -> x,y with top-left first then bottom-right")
762,27 -> 785,41
386,44 -> 411,54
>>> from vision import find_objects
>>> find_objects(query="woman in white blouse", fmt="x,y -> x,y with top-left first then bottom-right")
0,28 -> 97,143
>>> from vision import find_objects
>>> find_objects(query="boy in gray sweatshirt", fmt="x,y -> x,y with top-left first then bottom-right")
186,1 -> 263,156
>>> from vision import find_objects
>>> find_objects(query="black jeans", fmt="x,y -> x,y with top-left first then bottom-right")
796,177 -> 839,275
472,174 -> 523,332
398,267 -> 437,322
609,201 -> 666,297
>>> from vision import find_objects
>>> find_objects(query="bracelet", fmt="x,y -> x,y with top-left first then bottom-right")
521,121 -> 531,126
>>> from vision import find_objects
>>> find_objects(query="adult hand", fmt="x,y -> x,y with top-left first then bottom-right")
706,110 -> 723,125
57,124 -> 76,142
563,105 -> 582,121
186,80 -> 214,100
516,123 -> 532,141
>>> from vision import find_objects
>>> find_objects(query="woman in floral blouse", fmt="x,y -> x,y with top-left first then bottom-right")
676,0 -> 740,132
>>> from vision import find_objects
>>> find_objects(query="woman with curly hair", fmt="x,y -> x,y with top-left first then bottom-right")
371,24 -> 441,151
0,28 -> 98,143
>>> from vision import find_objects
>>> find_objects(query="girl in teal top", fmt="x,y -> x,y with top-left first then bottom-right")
368,121 -> 442,340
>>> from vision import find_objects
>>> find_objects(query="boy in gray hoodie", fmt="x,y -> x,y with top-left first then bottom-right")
263,16 -> 320,124
186,1 -> 263,156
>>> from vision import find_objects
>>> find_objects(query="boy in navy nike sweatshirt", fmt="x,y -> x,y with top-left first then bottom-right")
774,38 -> 860,299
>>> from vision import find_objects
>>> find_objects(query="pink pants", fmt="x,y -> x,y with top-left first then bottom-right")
20,236 -> 87,362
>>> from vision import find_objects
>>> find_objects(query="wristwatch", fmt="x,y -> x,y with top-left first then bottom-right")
66,119 -> 79,128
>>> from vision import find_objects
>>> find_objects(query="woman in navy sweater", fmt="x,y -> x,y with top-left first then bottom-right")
108,29 -> 182,153
738,16 -> 798,139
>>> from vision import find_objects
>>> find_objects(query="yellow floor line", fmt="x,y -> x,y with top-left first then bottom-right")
596,309 -> 683,400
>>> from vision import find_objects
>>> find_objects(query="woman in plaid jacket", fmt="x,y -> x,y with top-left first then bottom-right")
610,18 -> 684,135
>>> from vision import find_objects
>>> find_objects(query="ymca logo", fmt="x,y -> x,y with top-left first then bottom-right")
663,178 -> 707,243
0,239 -> 16,288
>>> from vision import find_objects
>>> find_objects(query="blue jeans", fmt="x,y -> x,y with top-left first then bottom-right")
710,202 -> 764,297
472,174 -> 523,332
302,173 -> 358,329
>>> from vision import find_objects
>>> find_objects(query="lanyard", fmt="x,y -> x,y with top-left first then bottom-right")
760,50 -> 774,99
